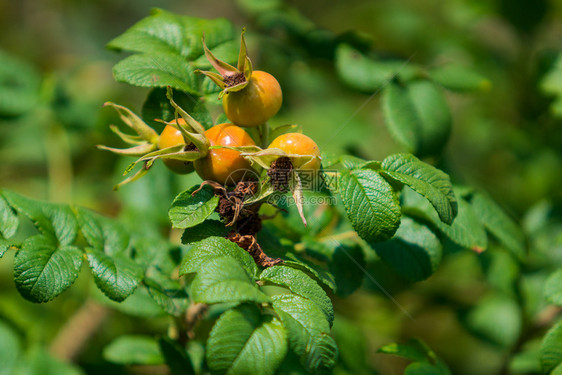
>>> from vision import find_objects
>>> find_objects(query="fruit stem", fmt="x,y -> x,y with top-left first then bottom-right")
259,122 -> 269,148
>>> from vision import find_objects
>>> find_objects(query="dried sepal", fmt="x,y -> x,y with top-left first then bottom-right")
104,102 -> 159,144
209,145 -> 263,153
109,125 -> 145,145
290,170 -> 307,226
165,87 -> 210,154
196,29 -> 253,97
240,147 -> 319,171
165,87 -> 206,135
128,146 -> 204,170
113,161 -> 152,190
97,143 -> 157,157
243,181 -> 276,205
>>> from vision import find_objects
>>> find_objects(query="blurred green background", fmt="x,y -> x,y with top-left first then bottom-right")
1,0 -> 561,374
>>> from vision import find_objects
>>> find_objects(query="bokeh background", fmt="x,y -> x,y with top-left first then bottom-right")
1,0 -> 561,374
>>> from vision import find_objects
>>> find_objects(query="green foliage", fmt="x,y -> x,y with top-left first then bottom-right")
2,4 -> 560,375
382,82 -> 421,153
379,338 -> 451,374
373,217 -> 442,282
260,265 -> 334,325
272,294 -> 338,372
190,256 -> 270,304
181,219 -> 229,244
541,321 -> 562,374
335,44 -> 421,92
0,190 -> 183,311
206,304 -> 287,375
463,293 -> 522,348
103,335 -> 196,373
381,153 -> 457,224
428,64 -> 490,93
382,81 -> 453,157
17,346 -> 84,375
540,54 -> 562,117
471,192 -> 526,259
403,187 -> 488,252
14,236 -> 83,303
0,321 -> 83,375
545,270 -> 562,306
179,236 -> 258,278
86,248 -> 143,302
142,88 -> 214,131
337,168 -> 401,243
108,9 -> 237,95
169,185 -> 219,229
0,320 -> 22,375
0,50 -> 41,117
158,337 -> 196,375
103,335 -> 164,365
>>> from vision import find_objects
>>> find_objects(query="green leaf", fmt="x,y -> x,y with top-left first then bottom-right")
379,340 -> 429,363
2,190 -> 78,245
405,362 -> 450,375
481,248 -> 519,297
509,341 -> 541,374
86,248 -> 144,302
382,81 -> 453,157
169,185 -> 219,229
75,207 -> 130,256
13,235 -> 83,303
541,321 -> 562,374
144,276 -> 189,316
429,64 -> 490,93
17,345 -> 84,375
0,194 -> 18,239
260,265 -> 334,325
113,53 -> 201,94
379,339 -> 451,375
179,236 -> 257,278
406,80 -> 452,157
158,337 -> 195,375
339,155 -> 369,170
142,88 -> 213,131
470,192 -> 525,259
335,44 -> 421,92
331,317 -> 368,373
107,9 -> 236,94
545,270 -> 562,306
338,168 -> 401,243
272,294 -> 338,372
463,294 -> 521,348
190,257 -> 270,304
107,9 -> 235,60
0,239 -> 10,257
403,188 -> 487,252
382,153 -> 457,224
206,304 -> 288,375
0,50 -> 41,117
382,82 -> 420,152
0,320 -> 22,375
373,217 -> 442,282
181,220 -> 228,245
283,255 -> 337,293
103,335 -> 164,365
328,241 -> 366,297
540,54 -> 562,117
92,283 -> 164,318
